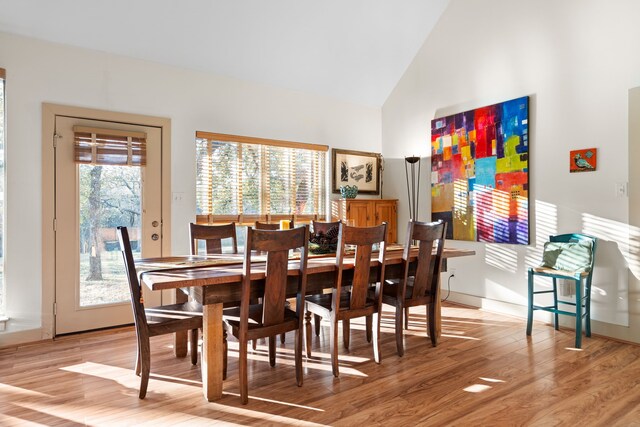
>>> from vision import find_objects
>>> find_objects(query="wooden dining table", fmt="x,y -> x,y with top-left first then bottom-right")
138,245 -> 475,401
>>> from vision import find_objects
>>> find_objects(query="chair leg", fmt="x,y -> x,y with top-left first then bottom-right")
314,314 -> 321,336
365,315 -> 372,343
280,332 -> 286,344
404,306 -> 409,329
372,311 -> 381,364
342,319 -> 350,349
330,320 -> 339,377
427,303 -> 437,347
269,336 -> 276,367
552,278 -> 559,330
135,347 -> 142,377
252,339 -> 257,351
526,269 -> 534,336
239,339 -> 249,405
190,328 -> 198,365
223,330 -> 228,381
138,338 -> 151,399
575,278 -> 583,349
585,277 -> 592,337
305,310 -> 313,358
295,329 -> 303,387
395,304 -> 404,356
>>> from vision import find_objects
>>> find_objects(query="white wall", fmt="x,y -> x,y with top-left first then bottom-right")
0,32 -> 381,344
382,0 -> 640,342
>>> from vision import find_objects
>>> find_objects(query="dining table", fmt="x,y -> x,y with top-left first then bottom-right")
137,244 -> 475,401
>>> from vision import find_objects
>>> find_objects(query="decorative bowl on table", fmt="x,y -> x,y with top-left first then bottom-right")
339,185 -> 358,199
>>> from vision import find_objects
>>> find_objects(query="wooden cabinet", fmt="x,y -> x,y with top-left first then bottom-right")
331,199 -> 398,243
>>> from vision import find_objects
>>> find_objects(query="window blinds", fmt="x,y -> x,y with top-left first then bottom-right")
195,132 -> 327,221
73,126 -> 147,166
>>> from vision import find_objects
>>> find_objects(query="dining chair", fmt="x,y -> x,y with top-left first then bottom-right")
189,222 -> 238,255
309,220 -> 341,335
117,226 -> 203,399
170,222 -> 239,356
254,219 -> 296,344
380,220 -> 446,356
254,218 -> 295,230
304,222 -> 387,377
311,219 -> 341,236
222,225 -> 309,404
527,233 -> 597,348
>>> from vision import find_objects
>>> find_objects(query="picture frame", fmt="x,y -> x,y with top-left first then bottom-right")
331,148 -> 381,195
569,148 -> 597,173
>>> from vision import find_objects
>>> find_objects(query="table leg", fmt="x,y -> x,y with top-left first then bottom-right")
202,302 -> 224,401
174,289 -> 188,357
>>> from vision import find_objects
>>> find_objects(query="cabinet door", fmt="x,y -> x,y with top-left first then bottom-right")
375,201 -> 397,243
348,201 -> 371,227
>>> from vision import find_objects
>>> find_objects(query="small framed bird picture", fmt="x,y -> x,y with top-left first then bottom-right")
570,148 -> 597,173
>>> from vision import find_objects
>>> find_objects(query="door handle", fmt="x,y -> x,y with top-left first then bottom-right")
151,233 -> 159,241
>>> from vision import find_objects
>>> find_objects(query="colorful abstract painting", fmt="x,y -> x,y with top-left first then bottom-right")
569,148 -> 596,173
431,96 -> 529,244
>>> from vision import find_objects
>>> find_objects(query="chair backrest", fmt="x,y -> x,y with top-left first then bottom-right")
549,233 -> 597,275
242,226 -> 309,330
254,221 -> 280,230
189,222 -> 238,255
117,226 -> 148,333
254,218 -> 295,230
334,222 -> 388,311
311,220 -> 341,236
402,220 -> 447,302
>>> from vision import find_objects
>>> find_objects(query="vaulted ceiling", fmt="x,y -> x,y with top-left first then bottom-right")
0,0 -> 448,107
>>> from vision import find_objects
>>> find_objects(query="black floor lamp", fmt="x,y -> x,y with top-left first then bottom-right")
404,156 -> 421,220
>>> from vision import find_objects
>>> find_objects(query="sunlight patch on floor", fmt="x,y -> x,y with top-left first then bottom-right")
210,400 -> 329,426
0,382 -> 50,398
223,391 -> 324,412
464,384 -> 492,393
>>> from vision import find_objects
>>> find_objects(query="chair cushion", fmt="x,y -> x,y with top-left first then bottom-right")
540,240 -> 593,273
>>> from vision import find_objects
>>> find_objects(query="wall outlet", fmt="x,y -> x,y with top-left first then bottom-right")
615,182 -> 628,198
172,192 -> 185,204
448,267 -> 456,276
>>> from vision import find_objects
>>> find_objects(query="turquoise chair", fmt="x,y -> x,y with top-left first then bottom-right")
526,233 -> 597,348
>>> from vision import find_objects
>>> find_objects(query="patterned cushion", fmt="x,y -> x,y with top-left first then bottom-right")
541,240 -> 593,273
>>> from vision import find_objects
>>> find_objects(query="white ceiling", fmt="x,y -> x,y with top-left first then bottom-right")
0,0 -> 448,107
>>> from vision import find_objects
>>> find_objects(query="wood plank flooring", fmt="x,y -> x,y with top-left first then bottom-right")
2,302 -> 640,426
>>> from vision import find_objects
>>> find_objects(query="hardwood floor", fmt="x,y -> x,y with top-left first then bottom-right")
2,302 -> 640,426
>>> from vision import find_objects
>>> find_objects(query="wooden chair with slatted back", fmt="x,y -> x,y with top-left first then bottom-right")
381,220 -> 446,356
189,222 -> 238,255
254,219 -> 296,344
117,226 -> 203,399
311,219 -> 341,236
183,222 -> 238,359
254,218 -> 295,230
254,221 -> 280,230
309,220 -> 342,336
304,222 -> 388,377
527,233 -> 597,348
223,225 -> 309,404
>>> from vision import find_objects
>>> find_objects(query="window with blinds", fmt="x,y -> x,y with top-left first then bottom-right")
196,132 -> 328,223
73,126 -> 146,166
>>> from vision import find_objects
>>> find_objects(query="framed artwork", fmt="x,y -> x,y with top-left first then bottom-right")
332,148 -> 381,194
431,96 -> 530,244
570,148 -> 597,172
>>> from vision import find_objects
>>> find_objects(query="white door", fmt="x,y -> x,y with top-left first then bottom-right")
55,116 -> 163,334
